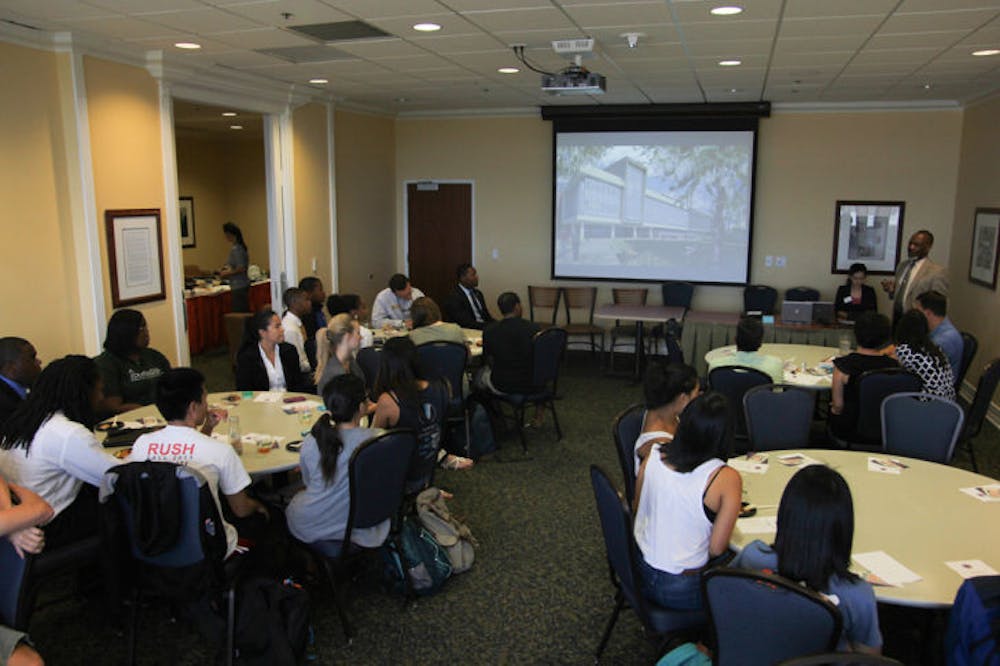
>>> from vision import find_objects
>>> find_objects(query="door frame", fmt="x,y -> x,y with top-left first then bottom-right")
402,179 -> 475,276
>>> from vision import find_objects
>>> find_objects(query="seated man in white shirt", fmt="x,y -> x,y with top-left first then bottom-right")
371,273 -> 425,330
280,287 -> 313,374
127,368 -> 268,559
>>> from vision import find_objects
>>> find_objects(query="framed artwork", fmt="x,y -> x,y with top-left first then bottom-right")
969,207 -> 1000,289
831,201 -> 906,275
179,196 -> 196,248
105,209 -> 166,308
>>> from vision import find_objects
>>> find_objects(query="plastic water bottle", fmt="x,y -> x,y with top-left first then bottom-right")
228,415 -> 243,455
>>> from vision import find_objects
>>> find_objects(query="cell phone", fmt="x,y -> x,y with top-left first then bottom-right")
285,440 -> 303,452
283,396 -> 306,404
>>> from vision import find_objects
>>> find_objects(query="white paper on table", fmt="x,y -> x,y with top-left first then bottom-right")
728,457 -> 768,474
868,457 -> 906,475
946,560 -> 999,579
776,453 -> 822,468
783,372 -> 830,386
211,432 -> 286,446
253,392 -> 284,403
281,400 -> 323,414
959,484 -> 1000,502
737,516 -> 778,534
852,551 -> 922,587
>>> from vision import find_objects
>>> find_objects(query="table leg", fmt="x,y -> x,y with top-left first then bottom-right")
634,321 -> 646,381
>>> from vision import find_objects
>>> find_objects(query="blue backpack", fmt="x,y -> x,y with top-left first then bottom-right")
382,516 -> 452,596
946,575 -> 1000,665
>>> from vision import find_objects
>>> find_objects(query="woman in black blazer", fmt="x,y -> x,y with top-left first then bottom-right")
235,308 -> 310,393
835,263 -> 878,321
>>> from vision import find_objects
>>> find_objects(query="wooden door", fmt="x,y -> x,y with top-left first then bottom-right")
406,183 -> 472,306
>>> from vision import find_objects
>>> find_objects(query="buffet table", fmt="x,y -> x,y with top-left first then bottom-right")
186,280 -> 271,354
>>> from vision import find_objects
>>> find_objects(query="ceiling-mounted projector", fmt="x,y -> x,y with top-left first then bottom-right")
542,64 -> 606,95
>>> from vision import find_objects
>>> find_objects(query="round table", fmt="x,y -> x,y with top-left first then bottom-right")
374,327 -> 484,357
97,391 -> 319,476
731,449 -> 1000,608
705,343 -> 841,390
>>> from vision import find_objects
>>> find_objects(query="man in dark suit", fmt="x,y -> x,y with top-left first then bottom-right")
443,263 -> 495,330
0,337 -> 41,424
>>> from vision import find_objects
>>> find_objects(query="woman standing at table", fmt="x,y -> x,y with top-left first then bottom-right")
633,361 -> 700,472
220,221 -> 250,313
235,309 -> 310,393
0,356 -> 117,549
371,337 -> 472,479
93,308 -> 171,417
892,310 -> 956,400
732,465 -> 883,654
286,374 -> 386,557
314,314 -> 366,397
835,263 -> 878,321
633,392 -> 742,611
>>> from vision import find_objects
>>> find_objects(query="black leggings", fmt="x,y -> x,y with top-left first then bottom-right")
43,484 -> 100,550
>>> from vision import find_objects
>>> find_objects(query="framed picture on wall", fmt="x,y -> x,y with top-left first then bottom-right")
831,201 -> 905,275
179,196 -> 196,248
969,207 -> 1000,289
105,209 -> 166,308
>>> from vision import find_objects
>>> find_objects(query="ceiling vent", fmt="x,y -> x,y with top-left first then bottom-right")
253,45 -> 356,64
287,20 -> 393,43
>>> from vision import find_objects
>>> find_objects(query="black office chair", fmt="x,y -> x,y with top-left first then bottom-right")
703,568 -> 842,666
494,328 -> 568,452
744,384 -> 816,451
356,346 -> 381,395
956,331 -> 978,391
416,341 -> 470,456
785,287 -> 820,302
743,285 -> 778,315
103,462 -> 237,666
708,366 -> 773,444
881,392 -> 964,463
829,368 -> 922,450
662,281 -> 695,311
957,358 -> 1000,472
612,403 -> 644,506
590,465 -> 704,660
310,429 -> 416,641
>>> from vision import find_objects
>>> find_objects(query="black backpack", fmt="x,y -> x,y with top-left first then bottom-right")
234,577 -> 311,665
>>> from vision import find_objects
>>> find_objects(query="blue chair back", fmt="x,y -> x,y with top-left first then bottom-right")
855,368 -> 922,443
956,331 -> 978,390
356,347 -> 381,394
709,366 -> 773,439
416,341 -> 468,407
347,429 -> 416,536
744,384 -> 816,451
743,285 -> 778,315
531,327 -> 568,390
612,404 -> 644,505
963,358 -> 1000,442
785,287 -> 820,302
703,568 -> 842,666
881,392 -> 964,463
0,538 -> 29,629
661,282 -> 694,310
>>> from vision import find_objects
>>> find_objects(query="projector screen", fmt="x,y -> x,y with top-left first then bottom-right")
553,129 -> 756,284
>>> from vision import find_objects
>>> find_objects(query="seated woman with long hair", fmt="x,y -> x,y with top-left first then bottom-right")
235,308 -> 310,393
94,308 -> 171,416
0,356 -> 118,549
286,374 -> 387,557
892,309 -> 956,400
371,337 -> 472,481
314,314 -> 366,397
829,312 -> 898,438
633,392 -> 742,610
634,361 -> 700,472
732,465 -> 883,654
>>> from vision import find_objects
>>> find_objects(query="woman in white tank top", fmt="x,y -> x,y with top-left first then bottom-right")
633,392 -> 743,611
633,362 -> 700,473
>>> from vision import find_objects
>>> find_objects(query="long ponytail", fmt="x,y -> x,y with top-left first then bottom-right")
313,373 -> 366,484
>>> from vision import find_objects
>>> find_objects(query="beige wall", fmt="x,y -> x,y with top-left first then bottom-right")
84,56 -> 179,364
334,109 -> 396,308
0,42 -> 84,360
293,103 -> 332,291
948,93 -> 1000,387
394,110 -> 963,318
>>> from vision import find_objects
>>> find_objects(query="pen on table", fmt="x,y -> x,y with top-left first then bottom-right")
890,458 -> 909,469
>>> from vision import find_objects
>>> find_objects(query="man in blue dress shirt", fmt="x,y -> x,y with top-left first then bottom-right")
915,290 -> 963,381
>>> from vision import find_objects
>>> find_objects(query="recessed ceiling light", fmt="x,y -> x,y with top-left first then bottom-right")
718,59 -> 742,66
923,83 -> 932,90
729,88 -> 741,93
972,48 -> 999,56
396,97 -> 408,103
222,112 -> 237,117
230,125 -> 243,130
413,22 -> 441,32
309,78 -> 328,84
498,67 -> 520,74
174,42 -> 201,50
710,6 -> 743,16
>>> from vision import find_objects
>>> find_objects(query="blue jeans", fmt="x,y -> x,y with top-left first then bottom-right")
638,556 -> 704,611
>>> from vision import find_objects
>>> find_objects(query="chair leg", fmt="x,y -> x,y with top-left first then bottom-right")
321,559 -> 355,643
596,591 -> 625,660
515,406 -> 527,452
128,588 -> 139,666
549,401 -> 563,440
225,587 -> 235,666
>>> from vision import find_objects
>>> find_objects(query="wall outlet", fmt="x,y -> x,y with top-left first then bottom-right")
776,255 -> 787,268
765,255 -> 774,267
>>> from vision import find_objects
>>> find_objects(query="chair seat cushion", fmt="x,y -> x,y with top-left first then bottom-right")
645,602 -> 706,634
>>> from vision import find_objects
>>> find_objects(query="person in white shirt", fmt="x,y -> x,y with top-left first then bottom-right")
127,368 -> 268,558
280,287 -> 313,373
0,355 -> 118,550
371,273 -> 425,330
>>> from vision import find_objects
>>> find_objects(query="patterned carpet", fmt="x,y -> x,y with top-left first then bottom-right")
28,349 -> 1000,664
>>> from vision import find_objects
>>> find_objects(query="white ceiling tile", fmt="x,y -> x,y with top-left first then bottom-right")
321,0 -> 446,19
207,49 -> 288,68
782,0 -> 897,19
774,35 -> 869,53
62,15 -> 181,39
5,0 -> 118,20
684,39 -> 774,58
770,52 -> 854,68
866,30 -> 969,50
668,0 -> 784,23
332,39 -> 429,58
882,9 -> 1000,32
140,7 -> 266,34
851,47 -> 941,65
780,16 -> 886,38
221,0 -> 353,26
87,0 -> 205,12
679,20 -> 778,41
445,0 -> 552,9
365,14 -> 481,38
563,2 -> 674,28
127,34 -> 239,52
410,34 -> 509,53
209,27 -> 316,48
379,54 -> 461,71
898,0 -> 1000,12
587,24 -> 678,45
461,7 -> 577,32
492,28 -> 589,47
602,42 -> 686,60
